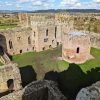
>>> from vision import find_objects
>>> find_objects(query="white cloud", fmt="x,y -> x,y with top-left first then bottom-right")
61,0 -> 79,5
93,0 -> 100,3
31,0 -> 55,9
59,0 -> 100,9
18,0 -> 30,3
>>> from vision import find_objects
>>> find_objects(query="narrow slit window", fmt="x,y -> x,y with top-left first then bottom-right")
76,47 -> 80,53
46,29 -> 48,36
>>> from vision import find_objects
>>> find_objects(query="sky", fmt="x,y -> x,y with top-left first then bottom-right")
0,0 -> 100,10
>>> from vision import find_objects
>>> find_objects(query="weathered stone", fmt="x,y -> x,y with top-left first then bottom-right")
62,31 -> 91,64
23,80 -> 67,100
76,81 -> 100,100
0,63 -> 22,93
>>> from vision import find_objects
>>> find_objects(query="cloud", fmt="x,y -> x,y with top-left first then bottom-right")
0,0 -> 100,10
61,0 -> 79,5
18,0 -> 30,3
59,0 -> 100,9
31,0 -> 55,9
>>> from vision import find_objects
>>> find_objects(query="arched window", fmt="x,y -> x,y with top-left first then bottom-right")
7,79 -> 14,91
9,40 -> 13,49
46,29 -> 48,36
76,47 -> 80,53
28,36 -> 31,44
42,47 -> 45,51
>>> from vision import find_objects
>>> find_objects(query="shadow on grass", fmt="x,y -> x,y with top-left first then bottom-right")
44,63 -> 100,100
19,65 -> 37,87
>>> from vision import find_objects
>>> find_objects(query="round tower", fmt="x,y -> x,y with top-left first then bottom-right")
62,31 -> 91,64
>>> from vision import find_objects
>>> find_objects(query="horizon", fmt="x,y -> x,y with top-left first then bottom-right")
0,0 -> 100,11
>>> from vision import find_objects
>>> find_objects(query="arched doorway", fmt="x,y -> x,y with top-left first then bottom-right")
0,34 -> 7,53
7,79 -> 14,91
0,46 -> 4,56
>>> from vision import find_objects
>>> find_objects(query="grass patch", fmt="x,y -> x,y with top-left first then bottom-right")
0,62 -> 3,66
12,46 -> 69,79
0,25 -> 17,29
79,47 -> 100,73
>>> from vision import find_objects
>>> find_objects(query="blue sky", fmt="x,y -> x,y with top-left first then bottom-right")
0,0 -> 100,10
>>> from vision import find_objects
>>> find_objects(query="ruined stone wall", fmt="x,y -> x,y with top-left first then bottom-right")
0,13 -> 75,54
90,32 -> 100,49
76,81 -> 100,100
0,90 -> 23,100
30,14 -> 59,51
0,27 -> 35,55
0,63 -> 22,93
36,22 -> 57,51
23,80 -> 67,100
18,13 -> 29,27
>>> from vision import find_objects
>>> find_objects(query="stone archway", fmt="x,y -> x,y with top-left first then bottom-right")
7,79 -> 14,91
0,46 -> 4,56
0,34 -> 7,53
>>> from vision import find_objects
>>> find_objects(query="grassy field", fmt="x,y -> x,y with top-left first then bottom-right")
12,46 -> 69,79
11,46 -> 100,79
0,25 -> 17,29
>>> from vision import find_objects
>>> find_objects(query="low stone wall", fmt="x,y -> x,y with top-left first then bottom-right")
23,80 -> 67,100
90,33 -> 100,49
0,90 -> 23,100
76,81 -> 100,100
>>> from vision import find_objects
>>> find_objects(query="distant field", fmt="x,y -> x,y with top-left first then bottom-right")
12,46 -> 100,79
0,25 -> 17,29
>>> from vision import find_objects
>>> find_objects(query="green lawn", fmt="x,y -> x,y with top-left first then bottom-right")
79,47 -> 100,73
12,46 -> 69,79
11,46 -> 100,80
0,25 -> 17,29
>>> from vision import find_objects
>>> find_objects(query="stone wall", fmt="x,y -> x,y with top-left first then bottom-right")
23,80 -> 67,100
0,90 -> 23,100
76,81 -> 100,100
90,32 -> 100,49
0,63 -> 22,93
0,27 -> 34,55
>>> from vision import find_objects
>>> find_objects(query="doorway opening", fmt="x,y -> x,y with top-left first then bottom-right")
7,79 -> 14,91
0,46 -> 4,56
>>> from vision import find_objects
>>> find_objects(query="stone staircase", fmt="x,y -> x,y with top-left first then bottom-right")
0,52 -> 11,64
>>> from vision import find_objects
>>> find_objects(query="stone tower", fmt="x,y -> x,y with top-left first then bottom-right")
62,31 -> 91,64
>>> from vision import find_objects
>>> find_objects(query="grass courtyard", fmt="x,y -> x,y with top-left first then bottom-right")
11,46 -> 100,79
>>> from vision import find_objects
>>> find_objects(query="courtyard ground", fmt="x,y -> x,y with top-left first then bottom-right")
11,46 -> 100,79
